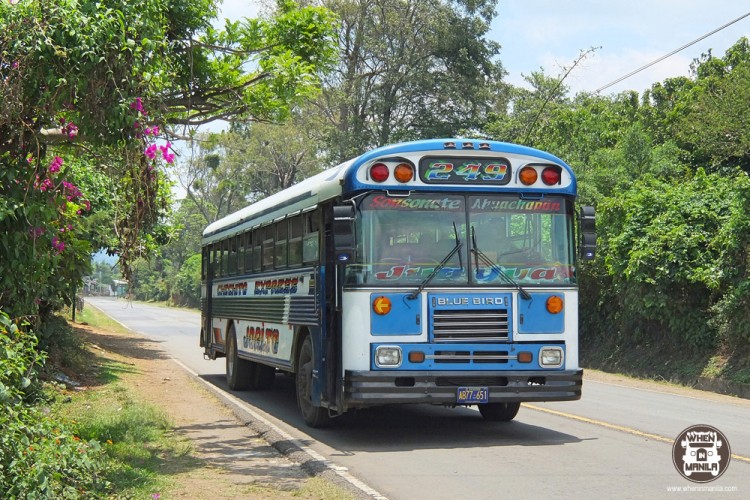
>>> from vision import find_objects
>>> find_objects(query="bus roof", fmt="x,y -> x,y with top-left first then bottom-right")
202,139 -> 576,244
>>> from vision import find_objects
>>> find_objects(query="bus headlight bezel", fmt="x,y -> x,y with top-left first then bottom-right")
375,345 -> 402,368
540,346 -> 564,368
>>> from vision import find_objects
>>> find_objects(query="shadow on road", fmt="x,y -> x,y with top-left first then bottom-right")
199,372 -> 584,454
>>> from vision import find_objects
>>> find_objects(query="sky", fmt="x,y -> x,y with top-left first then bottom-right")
218,0 -> 750,96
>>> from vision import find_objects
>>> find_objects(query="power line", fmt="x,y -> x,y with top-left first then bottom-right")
593,10 -> 750,94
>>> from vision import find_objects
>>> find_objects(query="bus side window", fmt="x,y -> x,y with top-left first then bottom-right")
237,234 -> 245,274
303,211 -> 320,264
228,236 -> 238,275
262,226 -> 274,270
275,220 -> 288,269
201,247 -> 208,280
244,232 -> 253,272
219,240 -> 229,276
252,230 -> 262,272
289,215 -> 303,267
211,244 -> 219,277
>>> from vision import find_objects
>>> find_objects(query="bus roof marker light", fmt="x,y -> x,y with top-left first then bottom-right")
542,166 -> 561,185
519,166 -> 538,185
478,142 -> 491,150
394,163 -> 414,183
370,163 -> 389,182
462,142 -> 474,149
443,141 -> 456,149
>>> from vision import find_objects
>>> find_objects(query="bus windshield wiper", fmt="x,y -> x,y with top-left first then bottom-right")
407,222 -> 463,300
470,226 -> 531,300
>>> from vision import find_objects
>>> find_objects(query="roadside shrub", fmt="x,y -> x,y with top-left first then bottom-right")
0,310 -> 111,497
585,169 -> 750,352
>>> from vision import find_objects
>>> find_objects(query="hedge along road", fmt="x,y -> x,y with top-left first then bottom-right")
86,296 -> 750,499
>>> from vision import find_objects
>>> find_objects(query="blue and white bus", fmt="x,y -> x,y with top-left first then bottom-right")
200,138 -> 596,427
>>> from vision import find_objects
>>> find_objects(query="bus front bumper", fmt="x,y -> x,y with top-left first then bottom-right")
343,369 -> 583,408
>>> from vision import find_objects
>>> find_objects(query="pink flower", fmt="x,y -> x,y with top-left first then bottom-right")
49,156 -> 63,173
130,97 -> 145,113
52,236 -> 65,254
144,144 -> 158,160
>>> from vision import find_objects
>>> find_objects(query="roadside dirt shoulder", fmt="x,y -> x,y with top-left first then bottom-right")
73,322 -> 353,499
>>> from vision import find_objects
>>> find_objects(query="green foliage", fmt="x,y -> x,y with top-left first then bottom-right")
591,170 -> 750,350
0,310 -> 111,497
170,253 -> 202,307
0,0 -> 338,326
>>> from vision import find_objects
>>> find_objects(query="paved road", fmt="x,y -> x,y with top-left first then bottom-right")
86,296 -> 750,499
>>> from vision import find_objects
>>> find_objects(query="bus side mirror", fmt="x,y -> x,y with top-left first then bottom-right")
579,206 -> 596,260
332,205 -> 356,264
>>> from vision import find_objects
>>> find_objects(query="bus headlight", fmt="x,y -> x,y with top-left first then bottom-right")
540,347 -> 564,368
375,346 -> 402,368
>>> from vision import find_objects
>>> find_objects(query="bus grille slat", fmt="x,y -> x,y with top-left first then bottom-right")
432,308 -> 509,342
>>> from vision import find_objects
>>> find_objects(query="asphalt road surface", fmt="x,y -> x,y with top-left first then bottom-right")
86,296 -> 750,499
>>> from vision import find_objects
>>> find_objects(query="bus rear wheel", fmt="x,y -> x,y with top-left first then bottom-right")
478,402 -> 520,422
226,324 -> 252,390
296,335 -> 330,428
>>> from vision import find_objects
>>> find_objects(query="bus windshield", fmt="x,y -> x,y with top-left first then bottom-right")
345,192 -> 576,286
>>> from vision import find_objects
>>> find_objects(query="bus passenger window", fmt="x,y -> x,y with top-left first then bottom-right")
289,215 -> 303,267
201,247 -> 208,280
228,236 -> 238,275
237,235 -> 245,274
261,226 -> 274,270
252,231 -> 262,272
303,211 -> 320,264
211,245 -> 219,277
220,240 -> 230,276
244,232 -> 253,272
275,221 -> 288,269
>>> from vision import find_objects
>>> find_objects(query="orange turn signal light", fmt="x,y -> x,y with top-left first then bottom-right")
519,166 -> 538,185
372,296 -> 392,315
517,351 -> 533,363
546,295 -> 564,314
408,351 -> 426,363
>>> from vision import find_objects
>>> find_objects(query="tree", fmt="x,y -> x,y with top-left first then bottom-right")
178,115 -> 323,226
316,0 -> 507,163
0,0 -> 338,322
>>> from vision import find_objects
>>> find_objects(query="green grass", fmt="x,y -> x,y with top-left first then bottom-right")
51,374 -> 198,497
76,303 -> 133,335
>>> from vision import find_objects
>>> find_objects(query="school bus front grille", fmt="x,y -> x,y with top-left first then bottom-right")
432,309 -> 509,342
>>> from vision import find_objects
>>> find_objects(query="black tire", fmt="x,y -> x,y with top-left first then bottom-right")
478,402 -> 521,422
226,324 -> 252,390
296,335 -> 330,428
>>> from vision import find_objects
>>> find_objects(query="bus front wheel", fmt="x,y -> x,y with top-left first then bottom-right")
296,335 -> 330,428
226,324 -> 252,390
478,402 -> 520,422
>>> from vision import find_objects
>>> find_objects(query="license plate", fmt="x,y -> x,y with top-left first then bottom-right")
457,386 -> 489,404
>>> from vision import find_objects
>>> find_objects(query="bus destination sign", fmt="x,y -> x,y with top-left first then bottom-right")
419,157 -> 512,185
